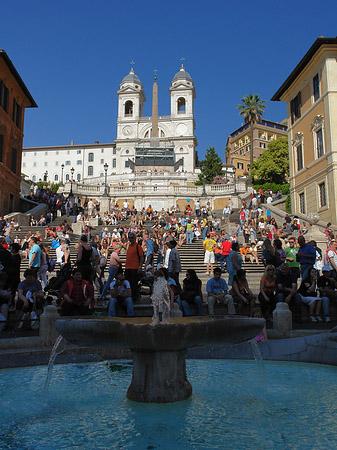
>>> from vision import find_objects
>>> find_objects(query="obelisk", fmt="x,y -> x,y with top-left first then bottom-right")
151,70 -> 160,147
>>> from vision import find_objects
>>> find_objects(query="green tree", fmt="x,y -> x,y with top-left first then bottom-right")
237,94 -> 267,178
251,137 -> 289,184
197,147 -> 223,184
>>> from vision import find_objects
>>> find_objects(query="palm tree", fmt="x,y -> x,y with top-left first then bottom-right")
237,94 -> 267,183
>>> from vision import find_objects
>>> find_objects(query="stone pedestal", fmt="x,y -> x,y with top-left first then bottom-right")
39,305 -> 60,346
127,349 -> 192,403
100,196 -> 110,215
72,222 -> 83,235
305,225 -> 327,255
273,302 -> 292,337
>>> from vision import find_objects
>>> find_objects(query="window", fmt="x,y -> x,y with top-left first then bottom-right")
65,174 -> 70,181
65,161 -> 71,165
319,182 -> 326,207
88,166 -> 93,176
177,97 -> 186,113
32,175 -> 36,181
76,160 -> 82,165
101,159 -> 104,164
101,149 -> 104,153
44,162 -> 47,166
246,145 -> 251,152
56,151 -> 59,155
125,100 -> 133,116
11,148 -> 17,173
0,80 -> 9,112
77,174 -> 81,181
34,152 -> 36,156
316,128 -> 324,158
88,153 -> 94,162
290,92 -> 301,124
113,148 -> 116,155
299,193 -> 305,214
113,158 -> 116,168
0,134 -> 3,162
54,174 -> 59,181
296,144 -> 303,171
12,99 -> 22,128
259,142 -> 266,149
67,150 -> 70,155
44,151 -> 48,155
125,160 -> 129,168
77,150 -> 81,154
237,163 -> 244,170
55,161 -> 59,166
33,162 -> 37,167
313,74 -> 320,102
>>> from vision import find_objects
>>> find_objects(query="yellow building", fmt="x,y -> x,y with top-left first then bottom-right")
272,37 -> 337,224
226,119 -> 287,178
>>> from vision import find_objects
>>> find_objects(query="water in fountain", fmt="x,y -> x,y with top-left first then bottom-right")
1,359 -> 337,449
43,335 -> 66,394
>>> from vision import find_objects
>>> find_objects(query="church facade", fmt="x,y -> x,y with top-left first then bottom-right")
22,65 -> 199,185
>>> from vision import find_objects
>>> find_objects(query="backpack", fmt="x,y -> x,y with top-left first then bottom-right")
47,258 -> 56,273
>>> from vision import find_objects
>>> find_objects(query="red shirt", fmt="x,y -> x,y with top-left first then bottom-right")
221,241 -> 232,256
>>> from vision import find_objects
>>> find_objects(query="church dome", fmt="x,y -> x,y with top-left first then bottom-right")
173,65 -> 193,82
121,68 -> 142,85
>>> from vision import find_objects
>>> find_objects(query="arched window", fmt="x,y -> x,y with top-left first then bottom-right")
88,152 -> 94,162
177,97 -> 186,113
54,174 -> 59,181
125,100 -> 133,116
144,130 -> 150,138
65,174 -> 70,181
77,173 -> 81,181
88,166 -> 93,176
32,175 -> 36,182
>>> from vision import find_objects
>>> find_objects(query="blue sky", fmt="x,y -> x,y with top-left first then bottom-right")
2,0 -> 337,161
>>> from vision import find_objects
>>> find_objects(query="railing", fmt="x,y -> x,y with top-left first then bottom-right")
60,180 -> 247,197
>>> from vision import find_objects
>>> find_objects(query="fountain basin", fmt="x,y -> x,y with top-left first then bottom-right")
55,316 -> 264,403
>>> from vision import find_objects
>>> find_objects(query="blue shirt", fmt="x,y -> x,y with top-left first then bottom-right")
206,277 -> 229,294
29,244 -> 41,267
298,243 -> 316,265
146,238 -> 154,256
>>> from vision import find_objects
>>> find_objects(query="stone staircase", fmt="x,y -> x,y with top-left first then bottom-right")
13,210 -> 264,317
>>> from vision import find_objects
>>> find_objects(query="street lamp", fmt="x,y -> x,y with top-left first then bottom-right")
201,163 -> 207,197
44,170 -> 48,182
61,164 -> 65,185
103,162 -> 108,196
69,167 -> 75,197
233,167 -> 237,195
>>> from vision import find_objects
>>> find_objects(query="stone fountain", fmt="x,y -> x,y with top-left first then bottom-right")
55,316 -> 264,403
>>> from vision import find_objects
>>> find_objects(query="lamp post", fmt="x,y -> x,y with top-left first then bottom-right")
69,167 -> 75,197
201,163 -> 207,197
233,167 -> 237,195
44,170 -> 48,182
61,164 -> 65,186
103,162 -> 108,196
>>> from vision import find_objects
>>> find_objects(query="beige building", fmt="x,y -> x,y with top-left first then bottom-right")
272,37 -> 337,224
226,119 -> 287,178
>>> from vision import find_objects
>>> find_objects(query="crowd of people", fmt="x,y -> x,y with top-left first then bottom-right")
1,189 -> 337,332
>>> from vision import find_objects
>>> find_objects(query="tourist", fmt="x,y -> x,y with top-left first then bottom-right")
125,233 -> 144,302
227,242 -> 242,286
206,267 -> 235,315
151,269 -> 170,325
37,243 -> 49,290
248,242 -> 259,264
258,265 -> 277,320
203,233 -> 217,275
298,268 -> 327,322
296,236 -> 316,281
317,266 -> 337,318
186,218 -> 194,244
240,243 -> 249,263
107,270 -> 134,317
100,243 -> 123,301
60,269 -> 94,316
230,269 -> 255,315
0,272 -> 11,331
326,239 -> 337,279
16,269 -> 45,326
285,237 -> 300,280
261,239 -> 281,268
178,269 -> 203,316
167,240 -> 182,291
28,237 -> 41,278
214,241 -> 226,271
276,263 -> 302,322
77,235 -> 96,283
